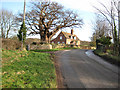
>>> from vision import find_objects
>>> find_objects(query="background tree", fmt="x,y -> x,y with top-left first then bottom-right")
93,0 -> 119,55
96,36 -> 112,52
90,15 -> 111,47
0,9 -> 17,39
16,0 -> 83,43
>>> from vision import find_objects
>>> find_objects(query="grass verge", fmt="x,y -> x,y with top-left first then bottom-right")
31,47 -> 80,52
93,49 -> 120,67
2,49 -> 57,88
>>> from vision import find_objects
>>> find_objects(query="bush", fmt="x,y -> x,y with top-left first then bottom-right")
32,42 -> 37,45
40,41 -> 48,45
2,39 -> 21,50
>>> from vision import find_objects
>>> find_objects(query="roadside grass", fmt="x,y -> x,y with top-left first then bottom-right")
2,49 -> 57,88
94,49 -> 120,66
31,47 -> 80,52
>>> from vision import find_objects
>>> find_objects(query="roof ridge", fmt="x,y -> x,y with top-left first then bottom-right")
62,31 -> 71,34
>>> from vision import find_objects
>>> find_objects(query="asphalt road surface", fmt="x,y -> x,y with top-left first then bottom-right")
56,49 -> 119,88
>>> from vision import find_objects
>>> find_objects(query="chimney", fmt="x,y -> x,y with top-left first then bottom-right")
71,29 -> 73,35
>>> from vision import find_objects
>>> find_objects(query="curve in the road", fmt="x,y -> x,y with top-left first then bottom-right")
56,49 -> 119,88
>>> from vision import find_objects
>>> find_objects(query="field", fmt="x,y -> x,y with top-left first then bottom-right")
2,49 -> 57,88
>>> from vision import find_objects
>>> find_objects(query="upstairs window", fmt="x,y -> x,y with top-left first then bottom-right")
74,37 -> 76,40
60,36 -> 62,40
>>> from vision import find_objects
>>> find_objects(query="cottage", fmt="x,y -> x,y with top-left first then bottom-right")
50,29 -> 80,46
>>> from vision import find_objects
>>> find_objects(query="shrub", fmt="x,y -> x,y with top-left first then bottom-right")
32,42 -> 37,45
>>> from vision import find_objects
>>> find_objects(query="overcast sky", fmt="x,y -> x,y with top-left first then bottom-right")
1,0 -> 114,41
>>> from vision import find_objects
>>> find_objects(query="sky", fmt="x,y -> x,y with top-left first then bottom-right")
1,0 -> 112,41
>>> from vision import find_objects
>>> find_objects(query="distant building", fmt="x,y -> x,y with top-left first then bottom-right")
50,29 -> 80,46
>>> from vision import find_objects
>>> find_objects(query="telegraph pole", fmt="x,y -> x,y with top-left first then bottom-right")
23,0 -> 26,23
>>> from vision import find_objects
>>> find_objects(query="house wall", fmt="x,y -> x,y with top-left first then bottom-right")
51,32 -> 66,44
50,31 -> 81,46
66,39 -> 71,44
76,41 -> 80,45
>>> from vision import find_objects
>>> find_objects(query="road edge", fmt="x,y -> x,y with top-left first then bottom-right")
52,51 -> 68,89
85,50 -> 120,75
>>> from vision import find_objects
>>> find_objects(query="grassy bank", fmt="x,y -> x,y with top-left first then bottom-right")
94,49 -> 120,67
2,49 -> 57,88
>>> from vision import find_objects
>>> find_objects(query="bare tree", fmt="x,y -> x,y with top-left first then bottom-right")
0,9 -> 17,39
16,1 -> 83,43
93,0 -> 120,55
91,15 -> 111,46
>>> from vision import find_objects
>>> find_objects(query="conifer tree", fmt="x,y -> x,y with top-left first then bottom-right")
17,21 -> 27,43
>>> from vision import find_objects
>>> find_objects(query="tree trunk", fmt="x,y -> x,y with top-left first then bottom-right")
39,34 -> 41,42
48,38 -> 50,43
40,33 -> 49,43
45,34 -> 48,42
6,29 -> 10,39
1,28 -> 5,39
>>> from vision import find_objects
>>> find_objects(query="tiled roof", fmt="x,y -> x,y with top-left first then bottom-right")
62,32 -> 71,38
61,31 -> 80,40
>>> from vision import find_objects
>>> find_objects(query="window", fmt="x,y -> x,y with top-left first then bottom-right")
68,42 -> 70,44
74,37 -> 76,40
58,42 -> 60,44
60,36 -> 62,40
71,36 -> 72,39
62,42 -> 64,44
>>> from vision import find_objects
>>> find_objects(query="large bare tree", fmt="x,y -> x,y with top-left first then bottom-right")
16,1 -> 83,43
0,9 -> 17,39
